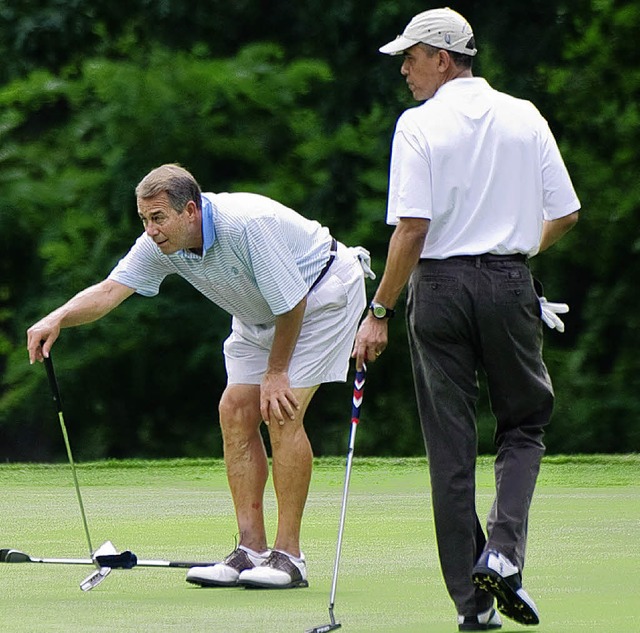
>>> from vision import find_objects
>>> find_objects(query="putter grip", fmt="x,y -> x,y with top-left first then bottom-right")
43,353 -> 63,413
351,366 -> 366,423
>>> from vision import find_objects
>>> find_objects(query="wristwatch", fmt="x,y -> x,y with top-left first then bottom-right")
369,301 -> 395,320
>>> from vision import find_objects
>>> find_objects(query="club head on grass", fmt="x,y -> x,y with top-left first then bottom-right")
79,541 -> 118,592
80,566 -> 111,592
305,624 -> 341,633
0,549 -> 31,563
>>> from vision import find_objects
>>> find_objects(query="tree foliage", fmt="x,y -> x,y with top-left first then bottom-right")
535,0 -> 640,452
1,0 -> 638,460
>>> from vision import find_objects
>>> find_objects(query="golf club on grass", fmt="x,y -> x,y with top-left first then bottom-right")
306,365 -> 367,633
0,545 -> 218,570
43,351 -> 124,591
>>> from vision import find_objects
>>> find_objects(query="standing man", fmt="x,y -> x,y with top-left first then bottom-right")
27,163 -> 372,590
353,8 -> 580,632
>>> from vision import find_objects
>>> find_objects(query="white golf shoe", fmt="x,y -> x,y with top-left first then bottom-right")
238,550 -> 308,589
458,607 -> 502,631
186,546 -> 270,587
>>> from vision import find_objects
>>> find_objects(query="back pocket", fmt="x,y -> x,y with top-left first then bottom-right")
418,275 -> 459,303
494,278 -> 534,305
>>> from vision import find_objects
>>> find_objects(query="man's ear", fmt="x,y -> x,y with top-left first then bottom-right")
437,49 -> 451,72
185,200 -> 200,220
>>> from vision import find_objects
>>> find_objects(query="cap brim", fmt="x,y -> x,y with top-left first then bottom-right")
379,35 -> 416,55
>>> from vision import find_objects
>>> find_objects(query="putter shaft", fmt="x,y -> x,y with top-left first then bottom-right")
306,367 -> 366,633
44,354 -> 94,557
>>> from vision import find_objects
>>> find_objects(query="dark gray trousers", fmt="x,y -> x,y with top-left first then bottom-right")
406,255 -> 552,616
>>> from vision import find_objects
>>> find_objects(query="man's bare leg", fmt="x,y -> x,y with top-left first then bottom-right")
218,384 -> 269,553
267,386 -> 318,557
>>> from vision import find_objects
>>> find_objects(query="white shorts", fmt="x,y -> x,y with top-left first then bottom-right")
223,243 -> 367,388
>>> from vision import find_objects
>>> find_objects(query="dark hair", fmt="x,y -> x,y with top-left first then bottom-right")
135,164 -> 202,212
421,41 -> 475,70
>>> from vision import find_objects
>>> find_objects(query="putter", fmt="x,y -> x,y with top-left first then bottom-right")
0,545 -> 217,570
43,352 -> 113,591
80,540 -> 117,591
306,366 -> 367,633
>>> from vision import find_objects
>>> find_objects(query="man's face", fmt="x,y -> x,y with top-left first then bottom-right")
400,44 -> 443,101
137,192 -> 197,254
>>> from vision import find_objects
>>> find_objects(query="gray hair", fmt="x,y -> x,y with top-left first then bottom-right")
135,164 -> 202,212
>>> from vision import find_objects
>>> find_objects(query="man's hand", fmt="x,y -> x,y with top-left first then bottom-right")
27,318 -> 62,364
539,297 -> 569,333
351,314 -> 388,370
260,371 -> 300,426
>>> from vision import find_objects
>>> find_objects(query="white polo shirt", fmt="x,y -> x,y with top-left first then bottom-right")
386,77 -> 581,258
108,192 -> 332,325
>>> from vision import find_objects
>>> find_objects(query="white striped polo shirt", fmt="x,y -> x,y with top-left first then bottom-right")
108,192 -> 332,325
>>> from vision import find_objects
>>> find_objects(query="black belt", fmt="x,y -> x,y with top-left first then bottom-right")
310,238 -> 337,290
422,253 -> 527,265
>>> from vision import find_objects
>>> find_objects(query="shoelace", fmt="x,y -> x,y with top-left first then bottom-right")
224,547 -> 253,571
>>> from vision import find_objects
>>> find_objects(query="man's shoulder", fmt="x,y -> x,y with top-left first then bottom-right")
207,191 -> 299,227
205,191 -> 274,209
396,101 -> 437,127
205,192 -> 288,245
491,87 -> 537,109
442,78 -> 543,121
395,97 -> 452,135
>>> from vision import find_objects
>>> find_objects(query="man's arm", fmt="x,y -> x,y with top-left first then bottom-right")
260,296 -> 307,425
27,279 -> 135,363
352,217 -> 429,369
533,210 -> 580,333
539,211 -> 579,252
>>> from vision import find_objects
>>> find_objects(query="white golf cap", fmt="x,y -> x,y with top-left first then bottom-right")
379,7 -> 477,56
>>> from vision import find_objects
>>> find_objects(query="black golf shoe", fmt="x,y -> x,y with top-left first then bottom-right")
472,550 -> 539,626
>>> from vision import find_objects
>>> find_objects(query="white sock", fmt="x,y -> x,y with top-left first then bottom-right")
274,549 -> 304,563
239,545 -> 269,558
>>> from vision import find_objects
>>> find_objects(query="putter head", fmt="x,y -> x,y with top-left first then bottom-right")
79,541 -> 118,592
305,605 -> 342,632
305,625 -> 341,633
80,566 -> 111,592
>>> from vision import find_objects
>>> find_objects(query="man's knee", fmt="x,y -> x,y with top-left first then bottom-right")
219,386 -> 261,433
267,417 -> 307,450
495,422 -> 546,453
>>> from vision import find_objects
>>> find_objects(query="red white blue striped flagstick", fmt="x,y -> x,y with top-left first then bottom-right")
306,365 -> 367,633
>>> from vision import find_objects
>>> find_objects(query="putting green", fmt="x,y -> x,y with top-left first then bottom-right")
0,456 -> 638,632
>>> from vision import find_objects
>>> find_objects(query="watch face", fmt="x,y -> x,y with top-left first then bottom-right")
373,305 -> 387,318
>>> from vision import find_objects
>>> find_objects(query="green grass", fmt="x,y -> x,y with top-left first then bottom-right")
0,456 -> 638,632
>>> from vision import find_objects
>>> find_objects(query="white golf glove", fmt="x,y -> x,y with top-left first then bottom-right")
349,246 -> 376,280
539,297 -> 569,333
